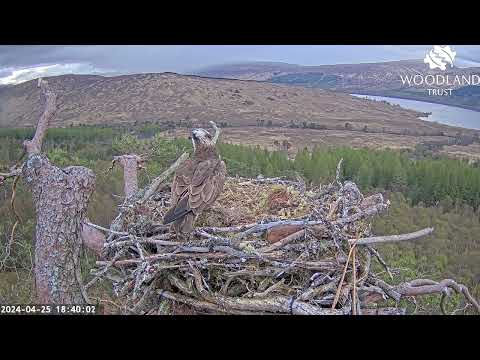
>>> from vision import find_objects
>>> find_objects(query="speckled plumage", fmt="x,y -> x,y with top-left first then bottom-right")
163,128 -> 227,233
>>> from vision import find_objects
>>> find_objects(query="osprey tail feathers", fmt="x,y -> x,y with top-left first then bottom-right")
163,196 -> 192,226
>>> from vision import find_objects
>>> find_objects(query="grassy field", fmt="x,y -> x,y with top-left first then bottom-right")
159,126 -> 480,160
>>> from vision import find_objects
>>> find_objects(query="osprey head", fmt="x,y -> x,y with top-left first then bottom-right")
191,128 -> 214,152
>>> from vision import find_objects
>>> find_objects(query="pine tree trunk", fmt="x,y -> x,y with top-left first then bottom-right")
23,153 -> 96,303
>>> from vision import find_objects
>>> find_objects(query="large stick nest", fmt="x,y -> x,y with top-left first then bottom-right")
92,163 -> 479,315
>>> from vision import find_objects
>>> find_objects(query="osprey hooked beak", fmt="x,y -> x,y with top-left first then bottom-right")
190,128 -> 213,152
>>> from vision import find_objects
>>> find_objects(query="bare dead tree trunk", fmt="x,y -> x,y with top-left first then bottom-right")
114,154 -> 141,199
21,79 -> 96,304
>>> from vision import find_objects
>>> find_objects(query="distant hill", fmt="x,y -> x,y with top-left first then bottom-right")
195,60 -> 480,111
194,61 -> 306,81
0,72 -> 472,136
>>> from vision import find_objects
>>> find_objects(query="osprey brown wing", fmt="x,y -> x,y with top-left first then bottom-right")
170,159 -> 196,204
188,159 -> 226,215
164,159 -> 226,225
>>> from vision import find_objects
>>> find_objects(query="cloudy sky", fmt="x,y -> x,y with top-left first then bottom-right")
1,45 -> 480,85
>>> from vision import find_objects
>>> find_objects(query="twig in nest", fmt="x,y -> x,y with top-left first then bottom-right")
331,240 -> 357,310
85,222 -> 129,236
198,223 -> 257,234
334,203 -> 389,226
85,248 -> 128,290
367,246 -> 394,281
252,279 -> 285,298
235,219 -> 318,240
107,236 -> 177,248
194,230 -> 236,248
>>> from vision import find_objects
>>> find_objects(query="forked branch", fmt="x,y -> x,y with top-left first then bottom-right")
394,278 -> 480,314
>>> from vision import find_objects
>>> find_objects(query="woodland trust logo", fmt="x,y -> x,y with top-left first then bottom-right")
424,45 -> 456,71
400,45 -> 480,96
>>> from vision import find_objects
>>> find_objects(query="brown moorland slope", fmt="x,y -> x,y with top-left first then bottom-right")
0,72 -> 472,137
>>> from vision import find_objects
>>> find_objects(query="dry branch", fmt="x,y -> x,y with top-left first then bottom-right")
23,79 -> 56,155
367,246 -> 394,281
85,222 -> 129,236
141,152 -> 189,202
350,227 -> 434,245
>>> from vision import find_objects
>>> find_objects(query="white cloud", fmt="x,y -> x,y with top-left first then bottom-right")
0,62 -> 115,85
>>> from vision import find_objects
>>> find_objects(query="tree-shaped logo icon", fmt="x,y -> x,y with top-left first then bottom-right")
424,45 -> 456,71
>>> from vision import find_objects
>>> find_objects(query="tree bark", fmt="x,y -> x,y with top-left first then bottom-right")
23,155 -> 95,303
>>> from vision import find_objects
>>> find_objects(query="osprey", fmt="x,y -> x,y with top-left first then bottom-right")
163,128 -> 227,234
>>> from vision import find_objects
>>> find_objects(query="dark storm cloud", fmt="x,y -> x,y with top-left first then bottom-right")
0,45 -> 63,67
0,45 -> 242,73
